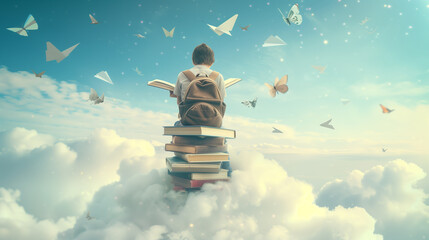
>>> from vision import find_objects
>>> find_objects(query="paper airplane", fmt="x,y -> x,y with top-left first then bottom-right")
341,98 -> 350,105
7,14 -> 38,36
278,4 -> 302,26
265,75 -> 288,97
272,127 -> 283,133
380,104 -> 394,113
360,17 -> 369,25
94,71 -> 113,84
135,34 -> 145,38
32,70 -> 45,78
207,14 -> 238,36
133,67 -> 143,76
241,97 -> 257,108
240,25 -> 250,31
89,88 -> 104,104
262,35 -> 286,47
162,27 -> 175,37
89,14 -> 98,24
320,119 -> 334,129
312,65 -> 326,74
46,42 -> 79,63
86,211 -> 94,220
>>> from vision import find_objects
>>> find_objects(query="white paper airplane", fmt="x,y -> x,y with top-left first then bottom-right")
207,14 -> 238,36
162,27 -> 175,37
95,71 -> 113,84
312,65 -> 326,74
341,98 -> 350,105
241,97 -> 257,108
135,34 -> 145,38
320,119 -> 335,130
133,67 -> 143,76
272,127 -> 283,133
278,4 -> 302,25
89,14 -> 98,24
32,70 -> 45,78
46,42 -> 79,63
263,35 -> 286,47
7,14 -> 38,36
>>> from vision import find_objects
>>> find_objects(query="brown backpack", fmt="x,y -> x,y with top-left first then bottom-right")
179,70 -> 226,127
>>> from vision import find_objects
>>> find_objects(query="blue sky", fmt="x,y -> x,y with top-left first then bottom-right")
0,0 -> 429,239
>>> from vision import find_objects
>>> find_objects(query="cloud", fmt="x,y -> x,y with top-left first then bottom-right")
0,127 -> 160,221
0,188 -> 75,240
316,159 -> 429,240
60,151 -> 382,240
0,67 -> 176,141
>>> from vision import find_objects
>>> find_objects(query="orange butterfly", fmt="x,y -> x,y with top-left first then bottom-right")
380,104 -> 394,113
265,75 -> 289,97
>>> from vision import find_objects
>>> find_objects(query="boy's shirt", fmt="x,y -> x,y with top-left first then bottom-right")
173,65 -> 226,102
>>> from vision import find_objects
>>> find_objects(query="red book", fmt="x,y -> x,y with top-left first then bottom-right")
171,176 -> 229,188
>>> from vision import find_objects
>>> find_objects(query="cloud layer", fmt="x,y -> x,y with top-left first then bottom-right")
60,151 -> 382,240
317,159 -> 429,240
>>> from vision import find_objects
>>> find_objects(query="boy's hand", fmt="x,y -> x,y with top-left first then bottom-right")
169,91 -> 176,98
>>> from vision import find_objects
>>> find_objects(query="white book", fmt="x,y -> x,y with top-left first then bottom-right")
148,78 -> 241,91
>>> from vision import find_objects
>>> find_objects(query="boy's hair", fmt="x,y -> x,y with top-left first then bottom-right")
192,43 -> 215,65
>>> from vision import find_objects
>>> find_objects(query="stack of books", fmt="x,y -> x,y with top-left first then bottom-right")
164,125 -> 236,190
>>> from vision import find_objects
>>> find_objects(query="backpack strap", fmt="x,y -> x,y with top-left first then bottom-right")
209,71 -> 219,81
182,70 -> 196,81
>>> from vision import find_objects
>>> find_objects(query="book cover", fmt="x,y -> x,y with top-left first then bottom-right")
148,78 -> 241,91
168,169 -> 228,180
164,125 -> 236,139
174,152 -> 229,163
172,136 -> 225,146
166,157 -> 221,173
165,143 -> 228,154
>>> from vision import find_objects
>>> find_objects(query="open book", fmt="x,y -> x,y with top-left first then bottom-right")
148,78 -> 241,92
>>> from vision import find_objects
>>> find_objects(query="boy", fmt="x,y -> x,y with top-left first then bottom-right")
169,43 -> 231,175
169,43 -> 226,109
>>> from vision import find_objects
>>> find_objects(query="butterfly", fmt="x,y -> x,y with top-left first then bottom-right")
241,97 -> 257,108
278,4 -> 302,26
7,14 -> 38,36
240,25 -> 250,31
264,75 -> 289,97
380,104 -> 394,113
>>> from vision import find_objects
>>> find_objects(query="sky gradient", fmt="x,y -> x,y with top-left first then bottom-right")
0,0 -> 428,239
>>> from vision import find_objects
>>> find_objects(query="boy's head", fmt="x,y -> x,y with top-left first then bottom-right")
192,43 -> 214,66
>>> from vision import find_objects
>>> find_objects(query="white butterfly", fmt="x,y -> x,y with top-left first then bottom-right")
88,88 -> 104,104
162,27 -> 175,38
7,14 -> 38,36
278,4 -> 302,26
264,75 -> 289,97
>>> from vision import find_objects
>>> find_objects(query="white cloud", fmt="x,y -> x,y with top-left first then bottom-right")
316,159 -> 429,240
0,188 -> 75,240
0,67 -> 176,141
0,127 -> 160,221
60,151 -> 382,240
